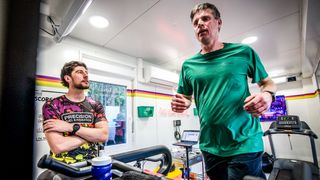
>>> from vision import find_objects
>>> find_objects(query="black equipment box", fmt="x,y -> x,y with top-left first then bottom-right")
275,115 -> 301,130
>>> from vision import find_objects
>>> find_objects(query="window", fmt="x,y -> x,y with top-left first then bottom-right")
88,81 -> 127,145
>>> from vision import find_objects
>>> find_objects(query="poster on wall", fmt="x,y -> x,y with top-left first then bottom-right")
34,89 -> 65,142
260,95 -> 287,122
88,81 -> 127,146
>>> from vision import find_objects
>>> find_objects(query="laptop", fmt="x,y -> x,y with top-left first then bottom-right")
173,130 -> 200,147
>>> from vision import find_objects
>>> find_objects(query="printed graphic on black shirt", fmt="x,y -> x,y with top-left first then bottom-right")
42,95 -> 106,164
61,112 -> 94,123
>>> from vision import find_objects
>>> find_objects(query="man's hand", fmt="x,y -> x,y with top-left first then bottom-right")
43,119 -> 72,133
171,94 -> 192,113
243,92 -> 273,117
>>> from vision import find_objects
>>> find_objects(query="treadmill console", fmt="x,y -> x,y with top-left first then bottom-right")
275,115 -> 301,130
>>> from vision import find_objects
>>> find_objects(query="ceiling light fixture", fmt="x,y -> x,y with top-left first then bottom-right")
89,16 -> 109,28
241,36 -> 258,44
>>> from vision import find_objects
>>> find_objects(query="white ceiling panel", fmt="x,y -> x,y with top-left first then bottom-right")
102,0 -> 200,65
228,13 -> 301,64
43,0 -> 316,78
71,0 -> 160,46
95,0 -> 301,72
217,0 -> 300,40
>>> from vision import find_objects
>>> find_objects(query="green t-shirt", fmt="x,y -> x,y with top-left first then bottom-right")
177,43 -> 268,157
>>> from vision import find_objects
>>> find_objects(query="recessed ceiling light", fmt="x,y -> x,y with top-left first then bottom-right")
89,16 -> 109,28
241,36 -> 258,44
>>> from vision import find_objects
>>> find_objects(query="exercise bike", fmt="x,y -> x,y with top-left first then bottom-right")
263,115 -> 320,180
37,145 -> 172,180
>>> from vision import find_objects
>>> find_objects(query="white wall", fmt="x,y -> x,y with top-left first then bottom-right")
34,37 -> 320,179
34,37 -> 200,179
133,84 -> 200,149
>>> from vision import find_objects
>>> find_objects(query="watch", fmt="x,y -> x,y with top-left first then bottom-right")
263,90 -> 276,102
71,124 -> 81,135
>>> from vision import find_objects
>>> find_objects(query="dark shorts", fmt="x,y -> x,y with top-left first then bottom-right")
202,151 -> 266,180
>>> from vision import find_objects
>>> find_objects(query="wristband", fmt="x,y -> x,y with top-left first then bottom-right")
263,90 -> 276,102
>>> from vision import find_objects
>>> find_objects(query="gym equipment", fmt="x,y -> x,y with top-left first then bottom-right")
37,145 -> 172,179
264,115 -> 320,180
172,149 -> 204,180
261,152 -> 274,173
172,130 -> 200,180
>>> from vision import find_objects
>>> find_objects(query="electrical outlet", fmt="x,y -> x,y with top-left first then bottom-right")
173,120 -> 181,127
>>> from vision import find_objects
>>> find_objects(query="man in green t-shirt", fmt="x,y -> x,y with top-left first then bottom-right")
171,3 -> 276,180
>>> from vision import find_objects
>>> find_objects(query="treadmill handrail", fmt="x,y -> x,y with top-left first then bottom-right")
110,145 -> 172,175
263,120 -> 319,168
37,154 -> 92,177
264,129 -> 318,139
37,145 -> 173,177
112,159 -> 143,173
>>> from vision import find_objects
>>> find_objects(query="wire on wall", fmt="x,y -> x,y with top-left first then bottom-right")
173,120 -> 181,140
174,127 -> 181,140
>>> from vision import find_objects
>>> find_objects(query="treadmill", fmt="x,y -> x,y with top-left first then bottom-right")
37,145 -> 172,180
264,115 -> 320,180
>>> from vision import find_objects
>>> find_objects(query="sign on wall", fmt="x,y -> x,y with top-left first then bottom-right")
260,95 -> 287,121
34,89 -> 65,142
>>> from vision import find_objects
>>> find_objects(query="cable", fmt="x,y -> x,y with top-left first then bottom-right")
40,27 -> 54,36
39,16 -> 60,37
288,134 -> 293,150
48,16 -> 60,37
174,131 -> 181,140
174,126 -> 181,140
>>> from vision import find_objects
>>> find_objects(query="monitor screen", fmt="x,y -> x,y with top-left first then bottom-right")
182,130 -> 200,142
260,95 -> 287,122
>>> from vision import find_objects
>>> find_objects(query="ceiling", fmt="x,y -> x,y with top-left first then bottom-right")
40,0 -> 319,79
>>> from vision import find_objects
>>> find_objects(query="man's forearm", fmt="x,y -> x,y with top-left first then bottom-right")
46,132 -> 87,154
75,127 -> 107,142
259,77 -> 277,93
75,121 -> 108,143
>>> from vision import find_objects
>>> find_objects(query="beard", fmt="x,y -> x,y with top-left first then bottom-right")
73,81 -> 89,90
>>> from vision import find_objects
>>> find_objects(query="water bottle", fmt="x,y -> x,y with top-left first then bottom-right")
91,152 -> 112,180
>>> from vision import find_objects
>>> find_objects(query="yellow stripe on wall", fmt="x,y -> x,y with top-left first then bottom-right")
36,80 -> 66,89
133,93 -> 172,100
36,75 -> 319,101
285,90 -> 319,100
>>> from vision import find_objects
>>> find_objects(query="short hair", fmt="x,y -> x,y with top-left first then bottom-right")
190,2 -> 221,21
60,61 -> 87,87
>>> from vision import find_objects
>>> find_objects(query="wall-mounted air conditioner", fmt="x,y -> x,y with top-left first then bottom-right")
54,0 -> 93,42
82,53 -> 136,80
144,66 -> 179,87
272,74 -> 302,84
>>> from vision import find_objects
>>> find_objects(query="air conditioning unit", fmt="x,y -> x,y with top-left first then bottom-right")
54,0 -> 93,42
272,74 -> 301,84
144,66 -> 179,87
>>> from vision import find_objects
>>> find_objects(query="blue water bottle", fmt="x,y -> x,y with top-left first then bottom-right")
91,155 -> 112,180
